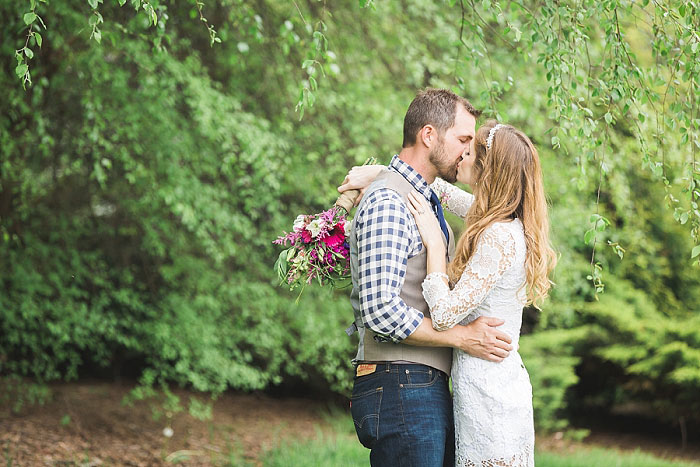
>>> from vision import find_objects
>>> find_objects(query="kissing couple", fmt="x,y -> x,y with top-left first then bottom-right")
338,88 -> 557,466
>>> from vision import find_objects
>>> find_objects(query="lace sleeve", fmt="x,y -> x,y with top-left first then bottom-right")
422,223 -> 517,331
430,177 -> 474,218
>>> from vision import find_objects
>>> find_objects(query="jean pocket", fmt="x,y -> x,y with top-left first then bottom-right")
404,368 -> 439,388
351,386 -> 383,449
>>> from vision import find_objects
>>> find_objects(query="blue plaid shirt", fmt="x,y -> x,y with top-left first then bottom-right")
354,155 -> 436,343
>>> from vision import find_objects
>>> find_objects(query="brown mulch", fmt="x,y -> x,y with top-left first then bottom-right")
0,381 -> 334,466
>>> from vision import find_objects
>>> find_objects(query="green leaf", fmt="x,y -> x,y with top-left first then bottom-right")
514,27 -> 522,43
88,0 -> 98,9
584,229 -> 595,245
604,112 -> 613,124
274,250 -> 290,282
34,32 -> 42,48
118,0 -> 126,5
15,63 -> 28,78
692,245 -> 700,259
24,48 -> 33,59
23,12 -> 37,25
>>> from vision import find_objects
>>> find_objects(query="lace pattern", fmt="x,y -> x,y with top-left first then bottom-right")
423,218 -> 534,467
456,448 -> 534,467
422,222 -> 518,331
430,177 -> 474,218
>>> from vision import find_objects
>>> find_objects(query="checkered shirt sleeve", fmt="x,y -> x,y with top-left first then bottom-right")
355,188 -> 424,343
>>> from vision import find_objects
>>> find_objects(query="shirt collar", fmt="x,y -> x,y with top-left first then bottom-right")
388,155 -> 433,201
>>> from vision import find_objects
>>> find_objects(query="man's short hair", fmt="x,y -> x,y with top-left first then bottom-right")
402,89 -> 481,148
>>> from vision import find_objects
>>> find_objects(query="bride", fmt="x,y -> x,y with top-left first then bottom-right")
344,120 -> 556,466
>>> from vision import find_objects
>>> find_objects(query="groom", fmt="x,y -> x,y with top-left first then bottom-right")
343,89 -> 513,466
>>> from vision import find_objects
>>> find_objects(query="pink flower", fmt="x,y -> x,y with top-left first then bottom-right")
321,232 -> 343,247
300,229 -> 312,243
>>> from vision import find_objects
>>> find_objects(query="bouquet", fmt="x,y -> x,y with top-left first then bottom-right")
273,157 -> 377,296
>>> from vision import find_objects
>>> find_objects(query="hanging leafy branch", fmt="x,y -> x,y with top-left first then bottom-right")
14,0 -> 220,88
14,0 -> 47,89
448,0 -> 700,294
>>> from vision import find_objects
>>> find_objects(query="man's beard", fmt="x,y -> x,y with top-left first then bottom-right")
429,139 -> 458,183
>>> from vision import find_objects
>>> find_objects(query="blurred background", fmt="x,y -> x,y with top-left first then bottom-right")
1,0 -> 699,465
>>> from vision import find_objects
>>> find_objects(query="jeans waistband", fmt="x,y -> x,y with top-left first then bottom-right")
356,361 -> 448,377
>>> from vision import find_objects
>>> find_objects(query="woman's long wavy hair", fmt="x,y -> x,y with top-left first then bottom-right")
447,120 -> 557,308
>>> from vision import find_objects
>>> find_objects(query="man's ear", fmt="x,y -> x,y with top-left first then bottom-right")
419,125 -> 436,149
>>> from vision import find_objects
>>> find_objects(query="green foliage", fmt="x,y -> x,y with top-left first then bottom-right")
0,376 -> 51,413
1,0 -> 699,436
574,280 -> 700,422
520,328 -> 586,433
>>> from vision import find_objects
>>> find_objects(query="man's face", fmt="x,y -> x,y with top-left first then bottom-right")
429,105 -> 476,183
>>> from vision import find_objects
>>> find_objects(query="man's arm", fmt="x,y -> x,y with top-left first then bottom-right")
356,189 -> 423,342
404,316 -> 513,363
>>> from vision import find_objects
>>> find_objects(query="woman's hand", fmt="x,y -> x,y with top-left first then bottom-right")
337,165 -> 385,207
406,191 -> 446,254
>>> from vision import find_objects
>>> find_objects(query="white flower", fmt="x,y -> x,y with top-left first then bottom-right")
293,215 -> 306,231
163,427 -> 174,438
307,219 -> 323,238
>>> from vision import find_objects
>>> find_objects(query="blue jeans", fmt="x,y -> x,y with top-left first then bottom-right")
350,362 -> 455,467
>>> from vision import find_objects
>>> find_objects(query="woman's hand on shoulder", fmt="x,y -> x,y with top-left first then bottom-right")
406,191 -> 445,253
337,165 -> 385,206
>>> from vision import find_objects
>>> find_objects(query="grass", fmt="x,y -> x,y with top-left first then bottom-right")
259,412 -> 700,467
536,448 -> 700,467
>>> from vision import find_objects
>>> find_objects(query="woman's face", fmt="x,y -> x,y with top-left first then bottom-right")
456,139 -> 476,186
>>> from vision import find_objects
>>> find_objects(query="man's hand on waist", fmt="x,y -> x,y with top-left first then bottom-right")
449,316 -> 513,362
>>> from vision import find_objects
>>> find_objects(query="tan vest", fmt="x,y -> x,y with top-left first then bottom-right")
349,169 -> 456,375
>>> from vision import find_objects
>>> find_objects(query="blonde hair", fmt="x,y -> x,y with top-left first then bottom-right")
447,120 -> 557,308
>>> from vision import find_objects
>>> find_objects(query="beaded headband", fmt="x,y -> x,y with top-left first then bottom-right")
486,124 -> 506,150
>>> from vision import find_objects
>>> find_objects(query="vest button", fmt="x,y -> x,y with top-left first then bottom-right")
405,370 -> 409,374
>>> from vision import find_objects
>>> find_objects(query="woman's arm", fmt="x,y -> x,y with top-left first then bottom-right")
424,224 -> 517,331
337,165 -> 386,207
430,177 -> 474,219
405,191 -> 517,331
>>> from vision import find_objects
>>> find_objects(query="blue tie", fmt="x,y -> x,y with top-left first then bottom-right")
429,191 -> 449,244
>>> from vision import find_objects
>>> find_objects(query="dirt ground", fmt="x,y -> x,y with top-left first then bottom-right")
1,381 -> 698,466
1,381 -> 331,466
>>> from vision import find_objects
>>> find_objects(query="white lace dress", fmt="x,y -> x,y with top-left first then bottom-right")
429,178 -> 534,467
